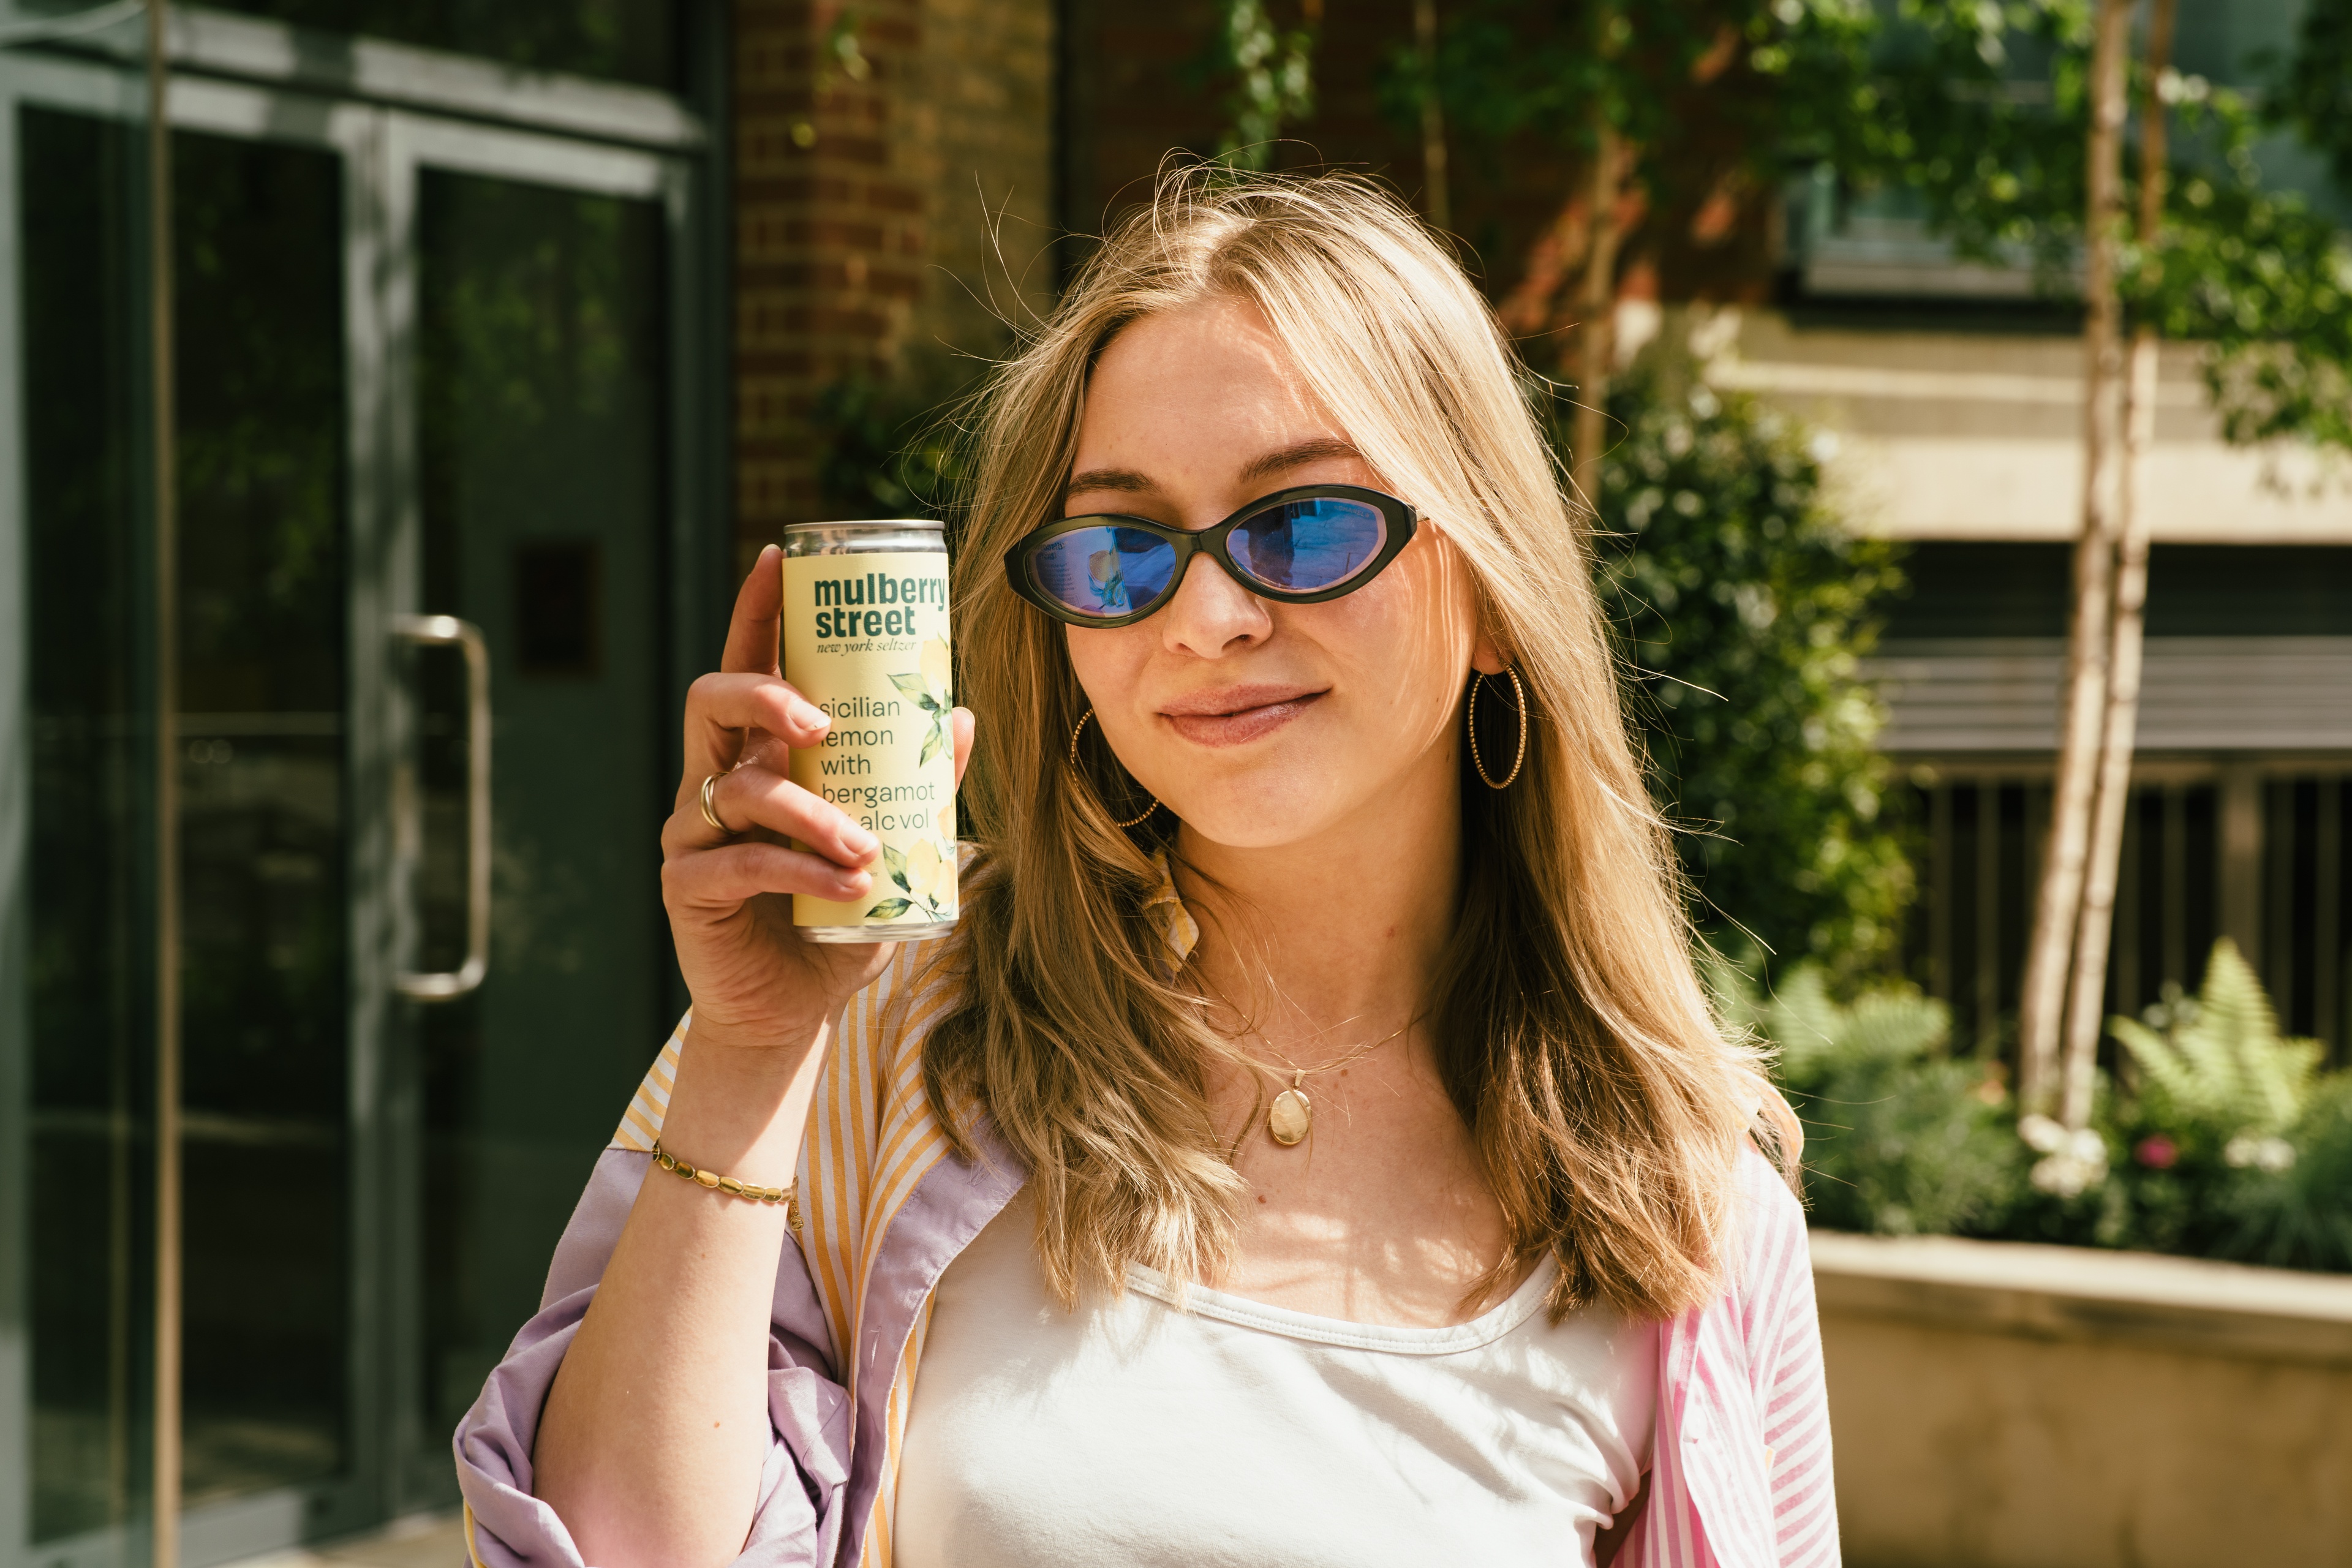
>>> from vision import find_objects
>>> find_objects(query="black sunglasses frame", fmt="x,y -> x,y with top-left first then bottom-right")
1001,483 -> 1420,629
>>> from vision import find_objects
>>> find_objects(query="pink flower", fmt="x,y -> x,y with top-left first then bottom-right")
2135,1134 -> 2180,1170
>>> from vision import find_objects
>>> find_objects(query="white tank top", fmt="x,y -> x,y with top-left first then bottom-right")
895,1191 -> 1656,1568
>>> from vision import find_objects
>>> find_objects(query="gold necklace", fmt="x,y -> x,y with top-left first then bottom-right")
1239,1017 -> 1416,1148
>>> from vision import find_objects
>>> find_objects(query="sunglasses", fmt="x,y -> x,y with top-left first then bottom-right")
1002,484 -> 1419,628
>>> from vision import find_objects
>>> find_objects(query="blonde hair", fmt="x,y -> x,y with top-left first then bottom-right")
921,163 -> 1794,1322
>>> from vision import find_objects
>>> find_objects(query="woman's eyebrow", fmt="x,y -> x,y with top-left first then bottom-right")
1237,436 -> 1362,487
1063,437 -> 1362,503
1064,466 -> 1157,499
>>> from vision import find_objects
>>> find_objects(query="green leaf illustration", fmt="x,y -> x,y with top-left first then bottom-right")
880,842 -> 910,892
865,897 -> 913,919
888,672 -> 930,699
920,725 -> 943,765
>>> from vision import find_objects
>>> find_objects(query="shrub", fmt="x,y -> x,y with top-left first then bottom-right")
1925,940 -> 2351,1269
1717,961 -> 2022,1235
2224,1074 -> 2352,1272
1584,364 -> 1913,984
2109,938 -> 2322,1146
2095,939 -> 2341,1268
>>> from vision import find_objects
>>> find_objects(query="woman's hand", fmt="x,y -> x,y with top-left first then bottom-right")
660,545 -> 976,1057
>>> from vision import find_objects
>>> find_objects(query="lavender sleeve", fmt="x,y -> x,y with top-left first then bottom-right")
452,1148 -> 855,1568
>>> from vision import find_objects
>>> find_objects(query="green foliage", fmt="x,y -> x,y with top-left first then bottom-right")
1982,942 -> 2339,1257
1847,6 -> 2352,456
2267,0 -> 2352,194
1714,962 -> 2022,1235
1766,938 -> 2352,1273
808,372 -> 976,521
1381,0 -> 1879,207
2109,938 -> 2323,1140
1847,0 -> 2098,281
1716,940 -> 2352,1272
1202,0 -> 1319,169
2223,1074 -> 2352,1273
1373,0 -> 1884,301
1385,0 -> 2352,456
2125,88 -> 2352,451
1587,366 -> 1912,978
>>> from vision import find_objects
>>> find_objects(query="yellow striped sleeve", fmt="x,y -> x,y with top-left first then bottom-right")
609,1013 -> 687,1153
801,943 -> 967,1412
599,944 -> 973,1568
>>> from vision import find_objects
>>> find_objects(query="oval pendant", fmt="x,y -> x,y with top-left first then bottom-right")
1267,1087 -> 1312,1147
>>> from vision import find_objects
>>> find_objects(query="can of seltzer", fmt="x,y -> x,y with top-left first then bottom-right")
780,519 -> 958,943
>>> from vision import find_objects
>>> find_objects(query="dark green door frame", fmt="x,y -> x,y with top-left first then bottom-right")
0,15 -> 723,1567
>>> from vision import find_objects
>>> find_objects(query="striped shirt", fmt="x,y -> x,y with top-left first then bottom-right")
454,875 -> 1838,1568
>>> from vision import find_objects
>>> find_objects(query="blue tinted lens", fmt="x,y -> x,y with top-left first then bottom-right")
1226,499 -> 1387,593
1027,525 -> 1180,619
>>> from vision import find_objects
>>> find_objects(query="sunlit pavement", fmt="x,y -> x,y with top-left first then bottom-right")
216,1513 -> 466,1568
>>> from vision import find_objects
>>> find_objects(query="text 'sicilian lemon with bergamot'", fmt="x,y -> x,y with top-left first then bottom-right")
780,519 -> 957,941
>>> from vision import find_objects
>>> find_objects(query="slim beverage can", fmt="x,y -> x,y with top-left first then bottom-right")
780,519 -> 958,943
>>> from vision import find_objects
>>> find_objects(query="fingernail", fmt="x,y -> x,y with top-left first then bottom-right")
843,827 -> 879,859
837,870 -> 871,895
791,700 -> 827,731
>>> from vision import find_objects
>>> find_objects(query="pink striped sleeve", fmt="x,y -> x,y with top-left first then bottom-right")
1741,1153 -> 1839,1568
1624,1307 -> 1702,1568
1620,1149 -> 1839,1568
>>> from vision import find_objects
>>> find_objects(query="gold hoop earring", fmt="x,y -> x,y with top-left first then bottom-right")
1069,709 -> 1160,828
1468,668 -> 1528,790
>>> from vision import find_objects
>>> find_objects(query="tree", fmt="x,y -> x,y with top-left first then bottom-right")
1192,0 -> 2352,1041
1861,2 -> 2352,1120
2020,0 -> 2133,1131
1384,0 -> 1880,505
1458,0 -> 2352,1111
2063,0 -> 2180,1133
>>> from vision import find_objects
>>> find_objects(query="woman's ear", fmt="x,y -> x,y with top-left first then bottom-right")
1436,527 -> 1511,676
1469,625 -> 1510,676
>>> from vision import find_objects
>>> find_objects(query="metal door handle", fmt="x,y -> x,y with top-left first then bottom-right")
394,614 -> 491,1000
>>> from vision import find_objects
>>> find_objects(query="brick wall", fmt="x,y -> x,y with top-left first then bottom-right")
731,0 -> 1055,568
723,0 -> 1777,570
1054,0 -> 1779,377
1052,2 -> 1581,344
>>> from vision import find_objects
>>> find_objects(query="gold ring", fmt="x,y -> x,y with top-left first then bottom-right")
698,772 -> 733,834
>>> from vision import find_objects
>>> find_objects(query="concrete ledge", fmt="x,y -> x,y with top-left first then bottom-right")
1810,1229 -> 2352,1366
1814,1231 -> 2352,1568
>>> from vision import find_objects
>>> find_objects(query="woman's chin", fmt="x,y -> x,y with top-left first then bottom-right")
1161,781 -> 1360,853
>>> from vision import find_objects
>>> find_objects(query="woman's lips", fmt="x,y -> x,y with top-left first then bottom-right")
1159,685 -> 1325,747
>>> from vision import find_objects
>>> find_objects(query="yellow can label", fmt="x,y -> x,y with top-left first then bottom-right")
780,550 -> 957,929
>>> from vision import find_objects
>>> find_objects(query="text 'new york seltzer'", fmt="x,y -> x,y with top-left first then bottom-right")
780,519 -> 957,941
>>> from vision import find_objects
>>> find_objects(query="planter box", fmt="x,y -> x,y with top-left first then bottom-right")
1811,1231 -> 2352,1568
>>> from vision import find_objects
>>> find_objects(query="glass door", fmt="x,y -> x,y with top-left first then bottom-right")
401,132 -> 688,1487
1,27 -> 715,1568
9,82 -> 164,1568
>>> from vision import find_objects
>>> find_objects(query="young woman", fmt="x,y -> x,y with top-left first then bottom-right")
456,167 -> 1836,1568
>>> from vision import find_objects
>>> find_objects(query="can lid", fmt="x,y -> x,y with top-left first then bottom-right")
783,518 -> 946,532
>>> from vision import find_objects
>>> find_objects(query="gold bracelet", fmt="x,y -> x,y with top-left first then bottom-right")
650,1137 -> 793,1210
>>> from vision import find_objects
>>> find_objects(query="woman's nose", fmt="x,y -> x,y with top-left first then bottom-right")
1158,551 -> 1271,658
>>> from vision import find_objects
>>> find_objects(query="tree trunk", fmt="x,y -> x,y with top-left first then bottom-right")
2017,0 -> 2133,1117
1414,0 -> 1450,232
1570,113 -> 1624,510
2060,0 -> 2178,1128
